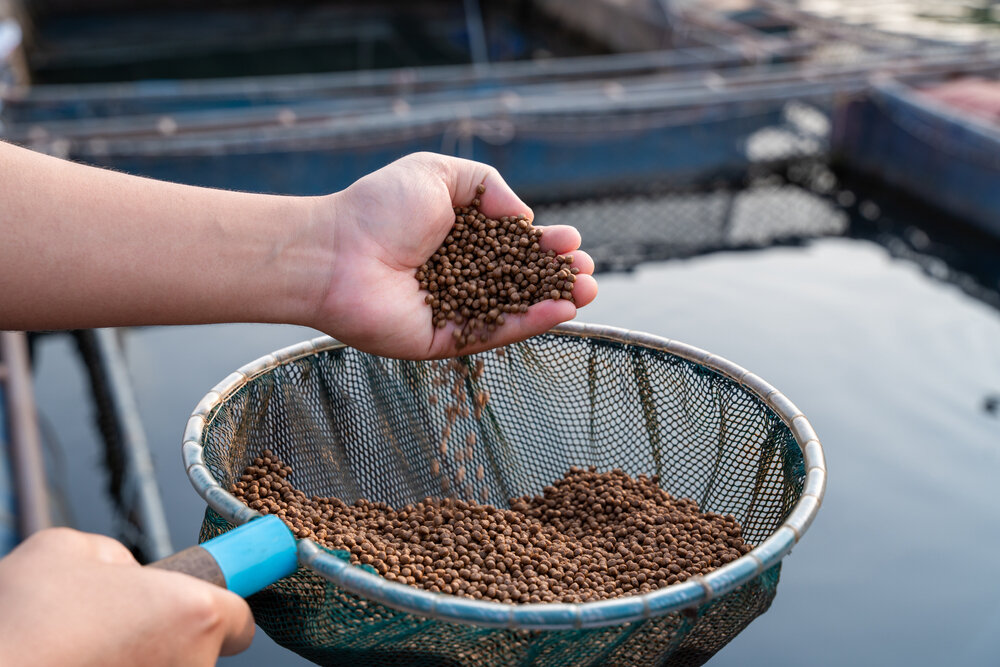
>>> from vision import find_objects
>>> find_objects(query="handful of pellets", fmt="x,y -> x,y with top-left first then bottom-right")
232,453 -> 753,605
417,184 -> 579,348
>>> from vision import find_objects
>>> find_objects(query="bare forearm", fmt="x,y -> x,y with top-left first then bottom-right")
0,142 -> 331,330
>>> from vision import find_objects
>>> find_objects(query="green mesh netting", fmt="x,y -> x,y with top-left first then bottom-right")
198,330 -> 804,667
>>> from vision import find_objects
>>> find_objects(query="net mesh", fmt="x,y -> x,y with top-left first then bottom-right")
198,330 -> 804,667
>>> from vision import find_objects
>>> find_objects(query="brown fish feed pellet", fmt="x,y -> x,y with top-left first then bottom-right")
417,184 -> 577,349
233,452 -> 754,605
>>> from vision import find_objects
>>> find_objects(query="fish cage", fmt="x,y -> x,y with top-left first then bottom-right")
833,65 -> 1000,240
2,0 -> 988,200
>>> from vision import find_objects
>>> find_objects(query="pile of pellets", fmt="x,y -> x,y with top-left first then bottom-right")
417,184 -> 579,349
232,453 -> 753,605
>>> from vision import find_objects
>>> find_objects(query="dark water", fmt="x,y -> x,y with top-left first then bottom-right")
585,241 -> 1000,666
30,204 -> 1000,665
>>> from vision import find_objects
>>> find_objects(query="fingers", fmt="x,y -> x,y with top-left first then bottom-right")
569,273 -> 599,308
536,225 -> 581,254
90,536 -> 139,566
213,589 -> 256,656
413,152 -> 533,220
151,571 -> 255,657
535,228 -> 593,278
15,527 -> 137,566
477,168 -> 532,221
534,226 -> 595,303
565,250 -> 595,277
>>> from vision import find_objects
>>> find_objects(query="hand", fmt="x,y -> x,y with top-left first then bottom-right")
314,152 -> 598,359
0,529 -> 254,667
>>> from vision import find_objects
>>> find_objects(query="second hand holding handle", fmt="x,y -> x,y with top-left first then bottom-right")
148,515 -> 298,597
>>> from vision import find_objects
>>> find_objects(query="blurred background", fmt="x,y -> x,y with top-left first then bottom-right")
1,0 -> 999,664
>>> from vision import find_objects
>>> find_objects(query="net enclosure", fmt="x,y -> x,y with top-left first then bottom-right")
185,322 -> 825,667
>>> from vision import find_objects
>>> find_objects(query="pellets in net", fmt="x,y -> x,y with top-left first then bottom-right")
233,452 -> 754,605
417,185 -> 580,348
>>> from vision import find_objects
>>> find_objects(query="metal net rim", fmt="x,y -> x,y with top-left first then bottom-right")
181,321 -> 826,630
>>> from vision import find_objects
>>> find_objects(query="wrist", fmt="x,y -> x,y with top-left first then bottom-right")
254,192 -> 339,330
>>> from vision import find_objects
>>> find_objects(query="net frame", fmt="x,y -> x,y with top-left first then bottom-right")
182,322 -> 825,631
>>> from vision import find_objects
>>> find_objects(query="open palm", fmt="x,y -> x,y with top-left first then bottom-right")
315,153 -> 597,359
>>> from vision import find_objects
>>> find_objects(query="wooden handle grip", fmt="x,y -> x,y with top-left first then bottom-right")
147,545 -> 227,588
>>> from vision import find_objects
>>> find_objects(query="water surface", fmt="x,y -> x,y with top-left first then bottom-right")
583,239 -> 1000,666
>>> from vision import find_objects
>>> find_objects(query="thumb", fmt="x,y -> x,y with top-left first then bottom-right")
425,153 -> 533,221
